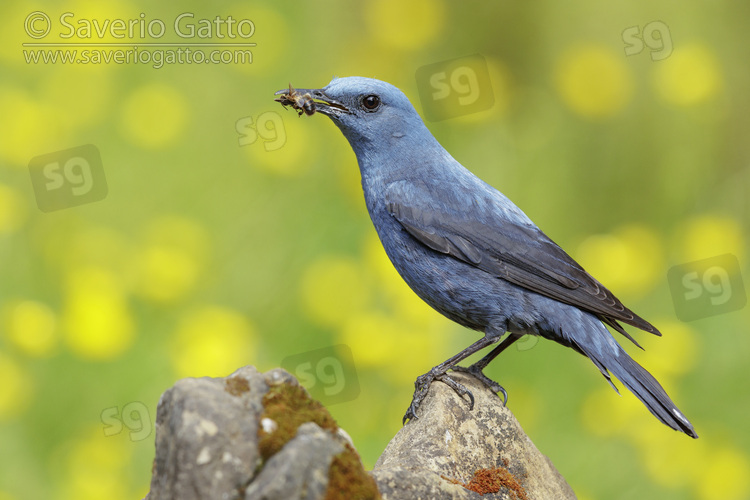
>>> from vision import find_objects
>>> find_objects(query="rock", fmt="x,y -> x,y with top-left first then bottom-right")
144,366 -> 574,500
144,366 -> 378,500
146,365 -> 266,500
244,422 -> 344,500
373,371 -> 576,500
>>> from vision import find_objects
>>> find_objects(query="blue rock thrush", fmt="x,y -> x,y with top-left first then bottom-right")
275,77 -> 697,438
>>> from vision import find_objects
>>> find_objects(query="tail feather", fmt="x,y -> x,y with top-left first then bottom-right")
575,339 -> 698,438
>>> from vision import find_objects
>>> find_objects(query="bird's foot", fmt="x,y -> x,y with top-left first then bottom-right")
451,364 -> 508,406
402,369 -> 474,424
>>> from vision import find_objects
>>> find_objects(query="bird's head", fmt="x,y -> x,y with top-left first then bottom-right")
275,77 -> 433,159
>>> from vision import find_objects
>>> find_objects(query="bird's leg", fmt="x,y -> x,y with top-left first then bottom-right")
403,330 -> 503,423
452,332 -> 523,405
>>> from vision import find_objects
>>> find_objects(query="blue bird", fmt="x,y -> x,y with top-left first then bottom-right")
275,77 -> 698,438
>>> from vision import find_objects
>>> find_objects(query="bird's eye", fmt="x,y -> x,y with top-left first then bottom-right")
362,94 -> 381,111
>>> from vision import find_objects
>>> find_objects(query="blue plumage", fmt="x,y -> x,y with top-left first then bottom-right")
276,77 -> 697,438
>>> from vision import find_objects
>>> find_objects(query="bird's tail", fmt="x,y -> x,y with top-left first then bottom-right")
575,336 -> 698,438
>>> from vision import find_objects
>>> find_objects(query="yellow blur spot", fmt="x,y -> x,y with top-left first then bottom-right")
63,268 -> 135,360
341,311 -> 402,368
364,0 -> 445,50
639,319 -> 698,377
677,214 -> 744,263
300,256 -> 370,328
119,83 -> 188,149
555,45 -> 633,119
40,67 -> 113,131
580,387 -> 639,436
134,216 -> 208,303
0,183 -> 27,233
171,306 -> 256,378
696,446 -> 750,500
0,86 -> 52,166
243,112 -> 312,176
637,424 -> 708,488
60,429 -> 133,500
0,353 -> 33,420
653,44 -> 722,106
326,234 -> 454,382
227,5 -> 287,74
135,247 -> 199,302
576,224 -> 664,297
3,300 -> 58,357
340,310 -> 445,385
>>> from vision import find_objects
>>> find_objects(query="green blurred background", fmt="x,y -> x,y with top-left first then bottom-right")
1,1 -> 749,499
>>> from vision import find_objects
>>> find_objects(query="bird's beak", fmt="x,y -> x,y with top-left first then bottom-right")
273,87 -> 349,116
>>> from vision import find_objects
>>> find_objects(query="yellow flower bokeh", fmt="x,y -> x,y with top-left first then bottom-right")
580,385 -> 640,437
364,0 -> 445,50
0,353 -> 33,420
696,446 -> 750,500
119,83 -> 189,149
300,255 -> 371,328
652,44 -> 722,107
226,5 -> 288,74
62,267 -> 135,360
638,319 -> 698,379
637,424 -> 709,489
2,300 -> 59,357
59,428 -> 134,500
555,45 -> 633,119
170,305 -> 256,378
40,67 -> 113,131
243,112 -> 315,177
575,224 -> 663,298
0,85 -> 53,166
301,233 -> 453,384
133,216 -> 208,303
676,214 -> 744,263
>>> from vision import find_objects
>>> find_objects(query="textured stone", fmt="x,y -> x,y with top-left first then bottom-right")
144,366 -> 376,500
244,422 -> 344,500
144,366 -> 574,500
372,372 -> 576,500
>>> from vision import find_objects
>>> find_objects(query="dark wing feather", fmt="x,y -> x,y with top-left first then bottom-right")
385,182 -> 660,341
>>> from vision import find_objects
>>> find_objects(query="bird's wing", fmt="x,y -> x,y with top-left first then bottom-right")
384,179 -> 659,341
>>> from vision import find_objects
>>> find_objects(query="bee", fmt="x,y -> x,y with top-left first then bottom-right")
274,84 -> 316,117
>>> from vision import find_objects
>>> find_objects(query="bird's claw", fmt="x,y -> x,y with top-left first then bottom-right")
402,370 -> 476,424
451,364 -> 509,406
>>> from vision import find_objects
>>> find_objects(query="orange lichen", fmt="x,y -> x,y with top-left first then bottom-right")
443,467 -> 528,499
